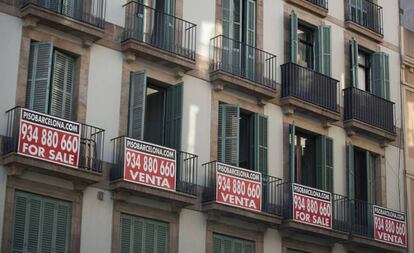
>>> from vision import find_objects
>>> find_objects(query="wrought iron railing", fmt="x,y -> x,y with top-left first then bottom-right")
343,87 -> 395,133
122,1 -> 197,61
350,199 -> 374,238
3,106 -> 105,172
202,161 -> 283,216
20,0 -> 106,28
110,136 -> 198,196
306,0 -> 328,9
345,0 -> 383,35
281,62 -> 339,112
210,35 -> 277,89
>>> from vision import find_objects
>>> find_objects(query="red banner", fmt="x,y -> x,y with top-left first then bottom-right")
292,184 -> 332,229
17,108 -> 81,168
373,206 -> 407,248
215,162 -> 262,212
123,138 -> 176,191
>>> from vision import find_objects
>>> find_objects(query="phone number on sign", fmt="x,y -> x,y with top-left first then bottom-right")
18,121 -> 80,167
293,194 -> 332,228
124,149 -> 176,190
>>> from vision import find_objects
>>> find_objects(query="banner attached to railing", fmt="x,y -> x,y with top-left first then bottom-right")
215,162 -> 262,212
17,108 -> 81,168
373,205 -> 407,248
123,138 -> 177,192
292,184 -> 332,229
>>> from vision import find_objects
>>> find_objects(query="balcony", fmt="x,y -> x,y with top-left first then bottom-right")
202,161 -> 283,225
343,87 -> 396,142
210,35 -> 277,101
19,0 -> 106,43
110,136 -> 198,207
121,1 -> 197,71
277,183 -> 350,243
344,199 -> 407,252
345,0 -> 383,41
281,63 -> 340,123
286,0 -> 328,17
1,107 -> 105,185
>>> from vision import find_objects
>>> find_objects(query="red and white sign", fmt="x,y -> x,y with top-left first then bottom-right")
215,162 -> 262,212
373,205 -> 407,248
292,184 -> 332,229
17,108 -> 81,168
123,138 -> 176,191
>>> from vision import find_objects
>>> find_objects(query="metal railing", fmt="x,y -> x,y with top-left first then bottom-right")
210,35 -> 277,89
110,136 -> 198,196
281,62 -> 339,112
343,87 -> 395,133
306,0 -> 328,9
350,199 -> 374,238
3,107 -> 105,172
345,0 -> 383,35
20,0 -> 106,28
202,161 -> 283,216
122,1 -> 197,61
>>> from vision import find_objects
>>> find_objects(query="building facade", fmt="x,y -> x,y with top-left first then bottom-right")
0,0 -> 407,253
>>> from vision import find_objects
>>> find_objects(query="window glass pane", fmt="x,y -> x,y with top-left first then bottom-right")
294,131 -> 316,187
297,27 -> 314,69
144,85 -> 165,146
358,67 -> 366,91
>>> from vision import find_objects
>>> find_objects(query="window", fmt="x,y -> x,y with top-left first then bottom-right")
213,234 -> 255,253
218,103 -> 268,174
128,71 -> 183,150
290,12 -> 331,76
25,41 -> 75,120
11,191 -> 72,253
119,213 -> 169,253
349,38 -> 390,99
289,124 -> 333,192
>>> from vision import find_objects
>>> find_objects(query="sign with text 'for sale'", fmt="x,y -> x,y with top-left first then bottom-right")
215,162 -> 262,212
292,184 -> 332,229
373,205 -> 407,248
17,108 -> 81,168
124,138 -> 176,191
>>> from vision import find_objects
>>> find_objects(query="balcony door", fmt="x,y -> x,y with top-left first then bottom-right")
153,0 -> 176,51
222,0 -> 256,80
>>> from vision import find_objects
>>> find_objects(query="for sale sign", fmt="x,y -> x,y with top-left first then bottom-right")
123,138 -> 176,191
215,162 -> 262,212
17,108 -> 81,168
292,184 -> 332,229
373,206 -> 407,247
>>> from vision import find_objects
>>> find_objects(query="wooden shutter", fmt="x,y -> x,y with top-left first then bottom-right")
128,71 -> 147,140
290,11 -> 298,63
50,51 -> 75,120
289,123 -> 296,182
371,52 -> 390,99
316,25 -> 331,76
12,191 -> 71,253
350,38 -> 359,87
120,213 -> 169,253
366,151 -> 376,204
25,41 -> 53,114
253,113 -> 268,175
218,104 -> 240,166
346,144 -> 355,200
213,234 -> 256,253
245,0 -> 256,80
165,83 -> 183,150
316,136 -> 334,192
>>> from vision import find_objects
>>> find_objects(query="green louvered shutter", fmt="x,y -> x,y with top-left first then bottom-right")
371,52 -> 390,99
128,71 -> 147,140
165,83 -> 183,150
316,25 -> 331,76
350,38 -> 359,87
253,113 -> 268,174
12,193 -> 27,253
316,136 -> 333,192
245,0 -> 256,80
244,240 -> 255,253
134,0 -> 145,41
54,203 -> 71,253
218,104 -> 240,166
213,234 -> 255,253
132,218 -> 143,252
120,214 -> 132,253
366,151 -> 376,204
289,123 -> 296,182
25,41 -> 53,114
346,144 -> 355,200
290,11 -> 298,63
50,51 -> 75,120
